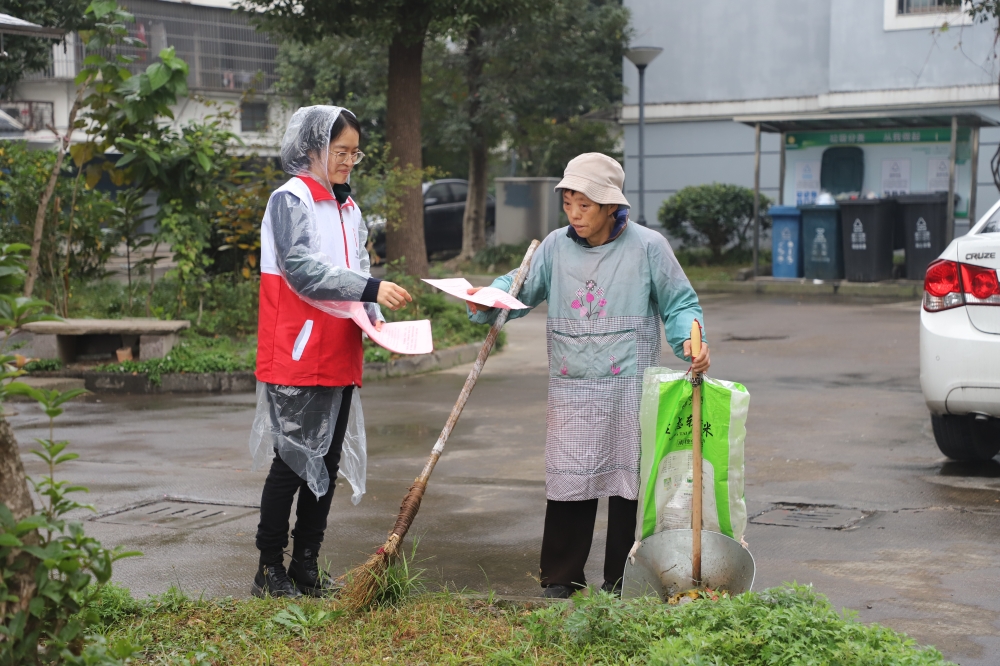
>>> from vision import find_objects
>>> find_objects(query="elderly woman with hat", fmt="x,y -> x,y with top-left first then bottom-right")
467,153 -> 710,598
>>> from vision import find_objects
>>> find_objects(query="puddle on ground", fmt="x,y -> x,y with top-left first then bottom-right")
939,459 -> 1000,478
919,459 -> 1000,494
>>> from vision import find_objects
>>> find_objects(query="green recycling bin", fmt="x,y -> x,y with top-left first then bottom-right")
800,205 -> 843,281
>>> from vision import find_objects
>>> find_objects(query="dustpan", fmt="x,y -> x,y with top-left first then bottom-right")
621,529 -> 755,600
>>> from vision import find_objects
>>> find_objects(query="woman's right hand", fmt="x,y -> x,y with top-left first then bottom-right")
466,287 -> 492,315
377,281 -> 412,311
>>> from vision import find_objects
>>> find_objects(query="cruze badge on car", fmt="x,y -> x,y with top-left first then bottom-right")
965,252 -> 996,260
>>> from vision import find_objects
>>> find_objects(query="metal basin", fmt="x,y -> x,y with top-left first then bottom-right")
622,530 -> 755,600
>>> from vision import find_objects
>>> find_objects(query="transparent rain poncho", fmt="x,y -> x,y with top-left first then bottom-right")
249,104 -> 379,503
250,385 -> 367,503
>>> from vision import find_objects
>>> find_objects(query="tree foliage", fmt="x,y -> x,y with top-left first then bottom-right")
270,0 -> 628,179
0,143 -> 116,312
658,184 -> 773,261
241,0 -> 539,275
483,0 -> 630,177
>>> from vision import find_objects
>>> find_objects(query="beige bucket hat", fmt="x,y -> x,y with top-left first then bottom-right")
555,152 -> 631,208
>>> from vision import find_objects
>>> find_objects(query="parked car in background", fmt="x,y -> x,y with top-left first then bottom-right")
920,199 -> 1000,462
366,179 -> 496,263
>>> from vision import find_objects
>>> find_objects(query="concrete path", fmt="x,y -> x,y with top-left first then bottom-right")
10,294 -> 1000,664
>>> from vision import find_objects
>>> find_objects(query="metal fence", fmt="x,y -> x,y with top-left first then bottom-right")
25,0 -> 278,92
0,101 -> 55,131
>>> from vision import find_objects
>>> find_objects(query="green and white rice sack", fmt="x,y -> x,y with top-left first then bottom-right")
636,367 -> 749,542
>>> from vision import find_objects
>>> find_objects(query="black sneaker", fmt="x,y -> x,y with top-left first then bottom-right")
600,580 -> 622,597
251,563 -> 302,599
541,584 -> 575,599
288,547 -> 340,598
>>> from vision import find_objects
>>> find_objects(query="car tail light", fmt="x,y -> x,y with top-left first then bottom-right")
960,263 -> 1000,305
924,260 -> 964,311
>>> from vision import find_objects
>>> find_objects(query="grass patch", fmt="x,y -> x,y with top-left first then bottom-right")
22,358 -> 63,372
91,583 -> 953,665
94,332 -> 256,384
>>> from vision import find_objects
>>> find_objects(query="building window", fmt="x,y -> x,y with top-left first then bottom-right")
885,0 -> 970,30
241,103 -> 268,133
897,0 -> 960,14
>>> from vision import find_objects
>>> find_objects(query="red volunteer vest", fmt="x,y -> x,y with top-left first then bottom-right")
256,176 -> 365,387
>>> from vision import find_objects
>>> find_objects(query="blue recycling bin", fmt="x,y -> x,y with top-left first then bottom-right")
769,206 -> 802,278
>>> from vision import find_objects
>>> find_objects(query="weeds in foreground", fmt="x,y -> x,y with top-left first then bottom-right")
88,582 -> 955,665
271,604 -> 344,638
372,541 -> 427,608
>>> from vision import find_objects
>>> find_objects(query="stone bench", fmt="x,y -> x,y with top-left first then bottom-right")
19,318 -> 190,363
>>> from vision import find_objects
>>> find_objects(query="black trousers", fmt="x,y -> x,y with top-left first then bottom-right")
255,385 -> 354,563
539,496 -> 638,590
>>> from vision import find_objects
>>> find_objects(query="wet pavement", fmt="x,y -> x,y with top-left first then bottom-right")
10,294 -> 1000,664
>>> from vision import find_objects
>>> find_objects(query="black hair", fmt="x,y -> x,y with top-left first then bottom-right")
329,110 -> 361,144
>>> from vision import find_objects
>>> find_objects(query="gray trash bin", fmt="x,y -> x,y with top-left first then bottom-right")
896,192 -> 952,280
839,199 -> 897,282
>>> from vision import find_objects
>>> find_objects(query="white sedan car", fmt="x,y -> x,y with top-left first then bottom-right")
920,200 -> 1000,462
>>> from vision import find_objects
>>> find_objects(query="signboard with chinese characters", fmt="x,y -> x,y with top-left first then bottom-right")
881,159 -> 911,196
794,161 -> 821,205
786,127 -> 971,150
779,125 -> 973,219
927,157 -> 951,191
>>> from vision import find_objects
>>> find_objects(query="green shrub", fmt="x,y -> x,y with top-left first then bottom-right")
471,242 -> 533,273
66,277 -> 258,339
0,143 -> 116,291
659,183 -> 773,263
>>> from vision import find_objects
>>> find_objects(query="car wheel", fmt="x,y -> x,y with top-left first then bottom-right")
931,414 -> 1000,462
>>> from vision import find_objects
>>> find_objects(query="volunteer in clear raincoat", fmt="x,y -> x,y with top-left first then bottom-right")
248,105 -> 412,599
466,153 -> 710,598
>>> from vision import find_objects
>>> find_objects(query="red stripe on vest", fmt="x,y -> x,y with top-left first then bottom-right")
296,175 -> 335,202
256,273 -> 363,387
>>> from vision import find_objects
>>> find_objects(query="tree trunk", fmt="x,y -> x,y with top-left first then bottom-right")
0,415 -> 39,623
385,34 -> 429,276
26,88 -> 84,298
0,416 -> 33,523
459,27 -> 488,262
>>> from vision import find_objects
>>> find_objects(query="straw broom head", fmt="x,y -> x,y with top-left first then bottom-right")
339,480 -> 426,609
338,533 -> 401,610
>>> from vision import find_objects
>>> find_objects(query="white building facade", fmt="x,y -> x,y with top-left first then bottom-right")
4,0 -> 286,153
622,0 -> 1000,236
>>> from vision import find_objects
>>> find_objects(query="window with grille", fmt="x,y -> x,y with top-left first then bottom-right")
36,1 -> 280,90
241,102 -> 269,133
897,0 -> 961,14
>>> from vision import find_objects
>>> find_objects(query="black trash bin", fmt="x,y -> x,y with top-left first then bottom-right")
896,192 -> 952,280
839,199 -> 897,282
800,205 -> 843,280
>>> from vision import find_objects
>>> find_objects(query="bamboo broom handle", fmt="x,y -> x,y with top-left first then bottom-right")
690,319 -> 703,585
388,240 -> 541,542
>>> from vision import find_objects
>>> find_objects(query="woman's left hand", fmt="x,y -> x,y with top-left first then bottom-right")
375,320 -> 383,332
683,339 -> 711,375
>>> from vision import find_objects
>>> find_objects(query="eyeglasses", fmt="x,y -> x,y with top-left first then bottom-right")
332,150 -> 365,165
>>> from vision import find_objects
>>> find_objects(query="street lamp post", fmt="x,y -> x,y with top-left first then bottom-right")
625,46 -> 663,227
